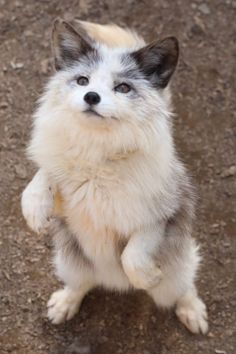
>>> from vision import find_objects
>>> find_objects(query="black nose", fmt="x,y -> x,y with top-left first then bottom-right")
84,92 -> 101,105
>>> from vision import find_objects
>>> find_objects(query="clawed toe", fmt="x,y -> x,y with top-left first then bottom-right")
47,288 -> 81,325
176,292 -> 208,334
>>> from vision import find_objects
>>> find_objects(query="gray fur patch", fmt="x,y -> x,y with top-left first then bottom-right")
119,55 -> 144,81
52,19 -> 100,71
50,218 -> 93,269
154,178 -> 196,268
115,237 -> 128,258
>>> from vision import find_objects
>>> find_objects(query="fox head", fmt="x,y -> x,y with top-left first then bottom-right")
30,20 -> 179,165
48,19 -> 178,124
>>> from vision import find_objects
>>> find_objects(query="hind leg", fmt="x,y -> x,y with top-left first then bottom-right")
47,221 -> 96,324
47,249 -> 95,324
148,240 -> 208,334
149,284 -> 208,334
175,286 -> 208,334
47,281 -> 94,325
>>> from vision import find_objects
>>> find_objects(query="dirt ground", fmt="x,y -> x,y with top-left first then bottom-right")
0,0 -> 235,353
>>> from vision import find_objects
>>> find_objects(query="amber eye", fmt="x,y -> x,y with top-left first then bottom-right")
115,83 -> 131,94
77,76 -> 89,86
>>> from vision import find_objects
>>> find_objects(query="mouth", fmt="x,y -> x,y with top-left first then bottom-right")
84,108 -> 104,119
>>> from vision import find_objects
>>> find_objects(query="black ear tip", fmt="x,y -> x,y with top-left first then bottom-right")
170,36 -> 179,50
52,18 -> 80,38
163,36 -> 179,51
167,36 -> 179,44
160,37 -> 179,61
52,18 -> 63,36
52,18 -> 72,32
53,17 -> 63,28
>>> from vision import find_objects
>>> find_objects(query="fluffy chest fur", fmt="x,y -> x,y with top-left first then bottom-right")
55,150 -> 176,235
29,117 -> 179,282
30,102 -> 179,234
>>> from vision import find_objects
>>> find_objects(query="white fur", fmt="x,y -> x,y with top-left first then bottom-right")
21,22 -> 208,333
21,169 -> 54,234
175,288 -> 208,334
121,225 -> 165,290
47,286 -> 90,324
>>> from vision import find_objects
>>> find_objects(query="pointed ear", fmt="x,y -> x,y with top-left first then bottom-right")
131,37 -> 179,88
51,18 -> 94,70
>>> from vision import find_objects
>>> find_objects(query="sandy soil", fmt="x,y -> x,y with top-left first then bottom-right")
0,0 -> 235,353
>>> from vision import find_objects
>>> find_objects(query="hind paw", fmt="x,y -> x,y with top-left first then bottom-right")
47,288 -> 81,324
176,291 -> 208,334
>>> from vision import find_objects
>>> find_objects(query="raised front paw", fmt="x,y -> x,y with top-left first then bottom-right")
121,251 -> 163,290
21,179 -> 54,234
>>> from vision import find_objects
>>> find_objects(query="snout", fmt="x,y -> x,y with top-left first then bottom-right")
84,92 -> 101,105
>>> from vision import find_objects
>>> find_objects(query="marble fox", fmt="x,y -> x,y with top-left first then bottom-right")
21,19 -> 208,334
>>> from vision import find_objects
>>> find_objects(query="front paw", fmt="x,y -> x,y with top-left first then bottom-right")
121,251 -> 163,290
21,182 -> 54,234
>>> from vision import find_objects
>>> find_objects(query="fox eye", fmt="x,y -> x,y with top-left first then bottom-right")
77,76 -> 89,86
115,83 -> 131,94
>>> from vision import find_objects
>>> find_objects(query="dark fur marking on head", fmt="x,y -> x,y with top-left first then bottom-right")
117,67 -> 144,81
79,48 -> 102,69
131,37 -> 179,89
52,18 -> 98,70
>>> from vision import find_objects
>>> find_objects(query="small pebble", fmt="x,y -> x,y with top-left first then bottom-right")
40,58 -> 51,74
14,164 -> 27,179
221,165 -> 236,178
198,3 -> 211,14
10,61 -> 24,70
0,102 -> 8,109
65,341 -> 91,354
